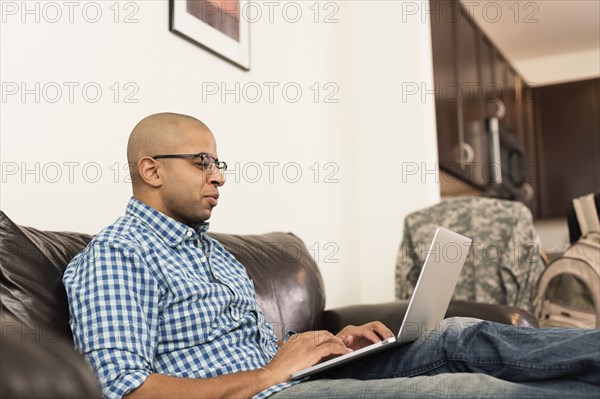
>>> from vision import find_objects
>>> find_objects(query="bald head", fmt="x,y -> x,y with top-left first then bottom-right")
125,112 -> 224,223
127,112 -> 214,185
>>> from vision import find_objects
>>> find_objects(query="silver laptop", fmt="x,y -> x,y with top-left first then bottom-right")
290,227 -> 472,380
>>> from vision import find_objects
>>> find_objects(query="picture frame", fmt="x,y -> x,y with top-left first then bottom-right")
169,0 -> 250,70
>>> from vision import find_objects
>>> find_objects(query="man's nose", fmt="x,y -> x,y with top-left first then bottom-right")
209,169 -> 225,186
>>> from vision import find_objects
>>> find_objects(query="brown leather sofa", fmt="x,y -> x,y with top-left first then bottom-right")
0,211 -> 538,398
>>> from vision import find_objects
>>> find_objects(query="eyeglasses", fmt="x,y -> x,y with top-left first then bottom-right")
152,152 -> 228,175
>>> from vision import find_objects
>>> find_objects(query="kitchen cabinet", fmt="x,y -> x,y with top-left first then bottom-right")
456,9 -> 487,187
533,78 -> 600,218
430,0 -> 460,172
430,0 -> 534,204
430,0 -> 598,219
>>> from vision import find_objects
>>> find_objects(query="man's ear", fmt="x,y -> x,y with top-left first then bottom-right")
137,157 -> 163,187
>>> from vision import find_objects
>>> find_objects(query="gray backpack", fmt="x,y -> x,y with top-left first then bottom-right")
534,194 -> 600,328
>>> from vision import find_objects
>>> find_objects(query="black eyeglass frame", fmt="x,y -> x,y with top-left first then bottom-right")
152,152 -> 228,174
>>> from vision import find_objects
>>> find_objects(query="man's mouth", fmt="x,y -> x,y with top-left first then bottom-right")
204,194 -> 219,207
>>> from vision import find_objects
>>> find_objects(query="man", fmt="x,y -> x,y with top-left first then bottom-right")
64,113 -> 600,399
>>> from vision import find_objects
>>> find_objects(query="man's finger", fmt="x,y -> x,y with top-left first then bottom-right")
369,321 -> 395,339
318,342 -> 353,357
308,330 -> 335,345
359,328 -> 383,343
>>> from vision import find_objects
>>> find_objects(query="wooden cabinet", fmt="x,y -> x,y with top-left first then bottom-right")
430,0 -> 460,171
533,78 -> 600,218
430,0 -> 534,204
505,64 -> 517,134
430,0 -> 598,219
479,36 -> 496,121
430,0 -> 488,188
456,10 -> 488,187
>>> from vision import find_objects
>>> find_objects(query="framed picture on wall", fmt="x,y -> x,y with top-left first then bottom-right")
169,0 -> 250,70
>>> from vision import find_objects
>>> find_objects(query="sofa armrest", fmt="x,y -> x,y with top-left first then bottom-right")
321,300 -> 539,334
0,312 -> 102,398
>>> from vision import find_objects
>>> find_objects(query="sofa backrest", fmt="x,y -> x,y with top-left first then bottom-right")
0,211 -> 325,342
210,232 -> 325,338
0,211 -> 93,342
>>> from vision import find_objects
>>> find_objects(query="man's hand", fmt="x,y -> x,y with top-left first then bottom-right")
335,321 -> 394,350
265,330 -> 352,383
264,322 -> 394,384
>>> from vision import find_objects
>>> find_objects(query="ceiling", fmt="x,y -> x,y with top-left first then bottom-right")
461,0 -> 600,62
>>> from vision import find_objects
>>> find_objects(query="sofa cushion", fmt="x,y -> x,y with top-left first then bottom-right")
0,211 -> 92,341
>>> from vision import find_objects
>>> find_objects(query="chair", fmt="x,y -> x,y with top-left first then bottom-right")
396,196 -> 546,312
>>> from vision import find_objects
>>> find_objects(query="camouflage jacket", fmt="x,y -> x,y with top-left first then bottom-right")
395,196 -> 545,312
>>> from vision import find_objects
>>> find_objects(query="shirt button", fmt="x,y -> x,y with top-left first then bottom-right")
185,229 -> 194,238
201,256 -> 207,262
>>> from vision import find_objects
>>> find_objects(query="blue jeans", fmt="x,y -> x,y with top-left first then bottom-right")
270,318 -> 600,398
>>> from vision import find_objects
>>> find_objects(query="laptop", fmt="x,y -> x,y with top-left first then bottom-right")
290,227 -> 472,380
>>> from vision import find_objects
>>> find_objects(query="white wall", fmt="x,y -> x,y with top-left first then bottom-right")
515,48 -> 600,86
335,2 -> 441,303
0,0 -> 439,308
533,219 -> 571,255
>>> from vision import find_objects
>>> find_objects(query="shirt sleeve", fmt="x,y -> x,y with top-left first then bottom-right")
63,241 -> 161,399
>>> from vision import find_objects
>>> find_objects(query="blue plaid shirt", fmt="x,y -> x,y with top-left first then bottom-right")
64,198 -> 297,398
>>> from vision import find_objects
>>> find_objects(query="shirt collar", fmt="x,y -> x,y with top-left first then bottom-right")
126,197 -> 210,247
